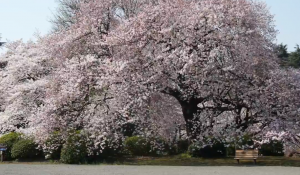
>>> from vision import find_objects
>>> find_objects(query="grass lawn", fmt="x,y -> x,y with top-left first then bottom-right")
107,155 -> 300,167
1,155 -> 300,167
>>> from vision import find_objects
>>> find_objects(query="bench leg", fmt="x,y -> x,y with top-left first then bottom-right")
237,159 -> 239,164
254,159 -> 256,165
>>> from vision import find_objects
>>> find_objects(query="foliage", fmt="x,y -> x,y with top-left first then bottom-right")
60,132 -> 87,164
44,131 -> 64,160
225,134 -> 255,156
276,43 -> 300,68
0,132 -> 21,160
188,141 -> 226,158
121,122 -> 137,137
287,45 -> 300,68
226,146 -> 236,157
124,136 -> 152,156
97,145 -> 124,158
11,138 -> 42,160
276,43 -> 290,67
175,139 -> 189,154
124,136 -> 169,156
260,140 -> 284,156
87,139 -> 126,162
235,134 -> 255,149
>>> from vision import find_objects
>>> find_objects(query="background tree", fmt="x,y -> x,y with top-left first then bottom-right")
50,0 -> 81,32
287,45 -> 300,68
0,34 -> 5,47
50,0 -> 158,32
275,44 -> 300,69
275,43 -> 289,67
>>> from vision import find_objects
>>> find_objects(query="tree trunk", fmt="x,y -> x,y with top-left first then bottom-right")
162,89 -> 203,142
178,99 -> 201,142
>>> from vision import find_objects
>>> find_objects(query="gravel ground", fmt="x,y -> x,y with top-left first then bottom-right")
0,165 -> 300,175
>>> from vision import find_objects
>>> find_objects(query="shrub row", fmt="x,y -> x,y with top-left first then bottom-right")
60,132 -> 87,164
124,136 -> 174,156
188,141 -> 226,158
0,132 -> 41,160
0,132 -> 285,163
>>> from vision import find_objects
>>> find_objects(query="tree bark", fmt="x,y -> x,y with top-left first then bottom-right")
161,89 -> 203,141
178,99 -> 201,141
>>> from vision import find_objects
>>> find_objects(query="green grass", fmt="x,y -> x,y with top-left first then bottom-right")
107,155 -> 300,167
1,155 -> 300,167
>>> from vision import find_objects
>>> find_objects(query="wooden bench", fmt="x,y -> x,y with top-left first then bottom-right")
234,150 -> 258,164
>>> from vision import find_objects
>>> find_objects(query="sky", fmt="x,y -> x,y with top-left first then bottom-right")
0,0 -> 299,52
0,0 -> 57,42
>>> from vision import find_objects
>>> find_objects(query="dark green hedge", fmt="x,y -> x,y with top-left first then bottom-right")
125,136 -> 152,156
11,138 -> 42,160
60,132 -> 87,164
0,132 -> 21,160
188,141 -> 226,158
260,140 -> 284,156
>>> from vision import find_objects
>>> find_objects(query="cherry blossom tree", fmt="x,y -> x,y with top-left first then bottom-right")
107,0 -> 297,141
0,0 -> 299,154
49,0 -> 298,142
0,40 -> 53,133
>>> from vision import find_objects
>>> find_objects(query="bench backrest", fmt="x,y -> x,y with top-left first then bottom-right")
235,150 -> 258,158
